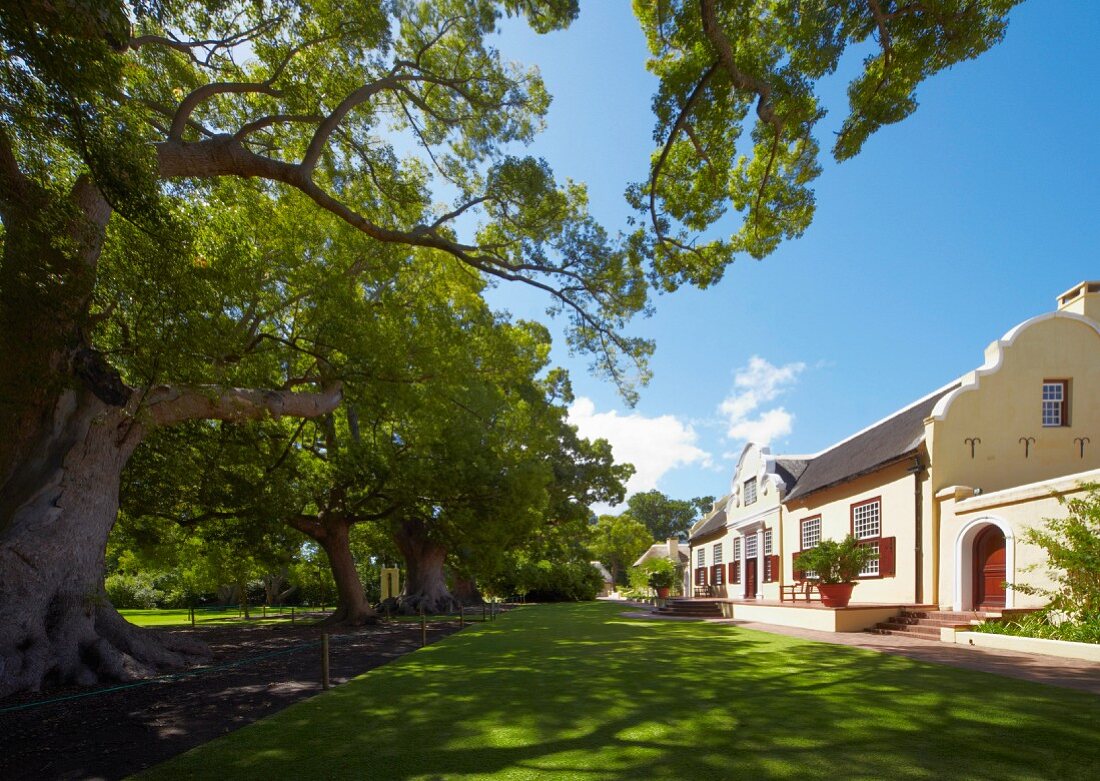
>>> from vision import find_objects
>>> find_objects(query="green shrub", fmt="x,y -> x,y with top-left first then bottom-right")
793,535 -> 874,584
1014,483 -> 1100,625
975,612 -> 1100,644
105,572 -> 168,609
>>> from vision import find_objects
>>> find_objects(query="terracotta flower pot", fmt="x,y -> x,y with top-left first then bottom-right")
817,582 -> 855,608
656,586 -> 670,599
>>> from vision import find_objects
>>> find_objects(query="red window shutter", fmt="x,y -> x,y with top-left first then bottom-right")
766,554 -> 779,583
728,561 -> 741,584
879,536 -> 896,577
792,552 -> 804,582
695,567 -> 707,586
711,564 -> 724,586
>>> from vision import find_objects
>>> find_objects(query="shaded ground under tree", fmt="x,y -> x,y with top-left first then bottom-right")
0,616 -> 462,781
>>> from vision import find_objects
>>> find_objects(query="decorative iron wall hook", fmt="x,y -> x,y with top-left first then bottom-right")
1074,437 -> 1090,459
1019,436 -> 1036,458
964,437 -> 981,459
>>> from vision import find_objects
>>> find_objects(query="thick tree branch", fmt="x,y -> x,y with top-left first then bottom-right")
142,382 -> 343,428
698,0 -> 780,131
170,83 -> 283,140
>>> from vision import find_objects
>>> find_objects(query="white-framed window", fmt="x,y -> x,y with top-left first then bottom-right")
852,498 -> 882,577
744,477 -> 758,505
852,499 -> 881,540
696,547 -> 705,567
860,542 -> 881,577
800,517 -> 821,550
745,534 -> 758,558
1042,380 -> 1068,427
732,537 -> 741,561
712,542 -> 723,565
763,529 -> 773,555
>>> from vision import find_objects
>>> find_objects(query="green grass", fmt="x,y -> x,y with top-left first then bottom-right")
138,602 -> 1100,780
119,607 -> 317,627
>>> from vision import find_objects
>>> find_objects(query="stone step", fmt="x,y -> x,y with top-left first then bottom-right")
869,623 -> 943,639
900,609 -> 998,622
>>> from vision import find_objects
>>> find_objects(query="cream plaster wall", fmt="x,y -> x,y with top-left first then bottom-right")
724,444 -> 786,600
927,313 -> 1100,496
936,468 -> 1100,611
783,460 -> 929,605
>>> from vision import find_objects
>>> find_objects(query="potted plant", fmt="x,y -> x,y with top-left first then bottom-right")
645,558 -> 678,599
793,535 -> 875,607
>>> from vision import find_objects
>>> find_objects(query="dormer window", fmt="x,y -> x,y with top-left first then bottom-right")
743,477 -> 757,505
1042,380 -> 1069,427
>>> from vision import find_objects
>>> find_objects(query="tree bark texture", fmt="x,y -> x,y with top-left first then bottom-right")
0,390 -> 209,697
393,518 -> 458,615
289,515 -> 378,626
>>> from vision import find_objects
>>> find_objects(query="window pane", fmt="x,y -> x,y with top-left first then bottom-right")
859,542 -> 880,576
763,529 -> 773,555
852,500 -> 880,539
801,518 -> 821,549
712,543 -> 723,565
696,548 -> 705,567
744,478 -> 757,505
745,535 -> 758,558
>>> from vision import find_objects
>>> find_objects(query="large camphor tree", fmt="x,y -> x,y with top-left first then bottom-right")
0,0 -> 1020,696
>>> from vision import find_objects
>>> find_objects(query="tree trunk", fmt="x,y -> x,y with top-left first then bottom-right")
289,515 -> 378,626
451,574 -> 484,606
393,518 -> 458,615
0,390 -> 209,698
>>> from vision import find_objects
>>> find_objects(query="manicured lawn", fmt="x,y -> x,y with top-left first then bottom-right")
120,607 -> 315,627
139,602 -> 1100,780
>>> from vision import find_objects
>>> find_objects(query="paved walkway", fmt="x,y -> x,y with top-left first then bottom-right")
621,607 -> 1100,695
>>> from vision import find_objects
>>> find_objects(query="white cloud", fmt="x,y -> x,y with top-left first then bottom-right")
567,397 -> 712,497
718,356 -> 806,446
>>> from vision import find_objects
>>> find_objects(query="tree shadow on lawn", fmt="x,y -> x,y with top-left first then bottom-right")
141,602 -> 1100,780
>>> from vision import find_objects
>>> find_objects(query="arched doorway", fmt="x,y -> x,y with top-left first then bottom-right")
972,525 -> 1007,611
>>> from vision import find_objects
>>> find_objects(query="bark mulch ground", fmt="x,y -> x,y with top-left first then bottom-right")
0,614 -> 464,781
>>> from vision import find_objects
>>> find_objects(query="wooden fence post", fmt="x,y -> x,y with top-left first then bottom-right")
321,633 -> 330,690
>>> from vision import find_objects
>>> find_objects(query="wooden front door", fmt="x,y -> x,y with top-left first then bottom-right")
973,525 -> 1006,610
744,558 -> 757,599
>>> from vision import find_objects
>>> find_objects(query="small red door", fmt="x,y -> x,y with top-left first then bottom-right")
744,559 -> 757,599
973,525 -> 1006,610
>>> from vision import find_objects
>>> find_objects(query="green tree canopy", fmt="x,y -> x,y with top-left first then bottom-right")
630,0 -> 1020,285
589,513 -> 653,586
625,490 -> 713,541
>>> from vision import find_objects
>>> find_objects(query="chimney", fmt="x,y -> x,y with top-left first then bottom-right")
1056,281 -> 1100,322
667,537 -> 679,561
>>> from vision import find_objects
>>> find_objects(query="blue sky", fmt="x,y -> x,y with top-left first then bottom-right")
481,3 -> 1100,509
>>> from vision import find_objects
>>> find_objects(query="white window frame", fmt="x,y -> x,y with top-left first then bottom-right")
744,477 -> 758,505
763,529 -> 773,556
852,499 -> 881,540
732,537 -> 741,561
712,542 -> 723,565
800,517 -> 821,550
745,534 -> 758,559
852,498 -> 882,577
1042,380 -> 1068,427
696,547 -> 706,568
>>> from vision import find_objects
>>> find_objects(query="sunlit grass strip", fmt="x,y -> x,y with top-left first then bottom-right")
120,608 -> 315,627
138,602 -> 1100,780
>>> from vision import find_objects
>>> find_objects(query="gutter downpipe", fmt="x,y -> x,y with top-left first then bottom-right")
907,456 -> 924,605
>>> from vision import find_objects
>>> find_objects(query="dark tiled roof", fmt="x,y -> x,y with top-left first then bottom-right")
689,508 -> 727,542
783,384 -> 959,503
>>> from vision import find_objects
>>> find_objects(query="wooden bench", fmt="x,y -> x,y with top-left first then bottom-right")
693,585 -> 717,598
780,581 -> 819,602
